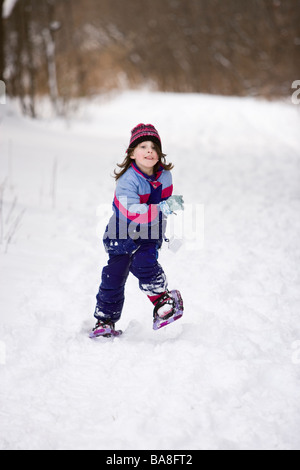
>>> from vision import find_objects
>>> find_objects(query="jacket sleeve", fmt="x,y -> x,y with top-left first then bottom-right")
161,171 -> 173,201
114,175 -> 159,225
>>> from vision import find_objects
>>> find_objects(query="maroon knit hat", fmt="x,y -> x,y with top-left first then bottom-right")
127,123 -> 162,152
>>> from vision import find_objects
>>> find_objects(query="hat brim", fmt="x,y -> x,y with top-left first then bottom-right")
127,136 -> 162,152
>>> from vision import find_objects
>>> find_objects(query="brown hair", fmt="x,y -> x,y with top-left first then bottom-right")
114,143 -> 174,181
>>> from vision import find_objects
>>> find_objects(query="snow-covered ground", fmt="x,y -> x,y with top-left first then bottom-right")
0,91 -> 300,450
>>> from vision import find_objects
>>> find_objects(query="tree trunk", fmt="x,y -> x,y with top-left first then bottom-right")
0,0 -> 5,79
43,27 -> 59,114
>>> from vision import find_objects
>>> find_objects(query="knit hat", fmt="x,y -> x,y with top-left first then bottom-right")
127,123 -> 162,152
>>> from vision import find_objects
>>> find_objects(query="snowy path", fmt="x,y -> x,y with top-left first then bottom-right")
0,92 -> 300,450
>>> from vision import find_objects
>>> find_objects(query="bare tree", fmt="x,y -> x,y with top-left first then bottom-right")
0,0 -> 4,78
9,0 -> 37,116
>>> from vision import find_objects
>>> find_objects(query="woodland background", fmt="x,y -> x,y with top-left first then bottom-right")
1,0 -> 300,116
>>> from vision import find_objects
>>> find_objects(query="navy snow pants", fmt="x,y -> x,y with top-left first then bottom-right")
95,241 -> 167,323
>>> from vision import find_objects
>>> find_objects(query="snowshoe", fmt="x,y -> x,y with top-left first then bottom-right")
89,320 -> 122,339
153,290 -> 184,330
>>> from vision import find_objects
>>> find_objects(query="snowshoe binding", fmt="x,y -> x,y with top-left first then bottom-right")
153,290 -> 184,330
89,319 -> 122,339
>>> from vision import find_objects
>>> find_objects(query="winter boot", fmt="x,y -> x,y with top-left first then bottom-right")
89,319 -> 121,338
153,290 -> 184,330
153,291 -> 176,320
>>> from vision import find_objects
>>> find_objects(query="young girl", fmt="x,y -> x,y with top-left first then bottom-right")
90,123 -> 184,338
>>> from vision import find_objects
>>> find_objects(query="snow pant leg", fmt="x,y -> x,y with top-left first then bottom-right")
95,254 -> 131,323
129,242 -> 168,298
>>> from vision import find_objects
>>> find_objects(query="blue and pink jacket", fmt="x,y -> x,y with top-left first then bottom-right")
104,162 -> 173,252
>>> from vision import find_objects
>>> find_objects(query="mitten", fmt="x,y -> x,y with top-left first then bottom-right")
159,195 -> 184,216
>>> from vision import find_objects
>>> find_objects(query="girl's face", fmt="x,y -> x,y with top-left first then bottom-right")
131,141 -> 159,176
